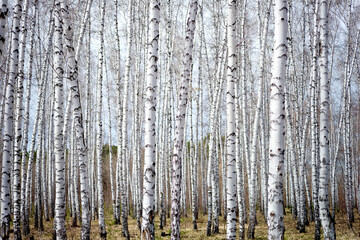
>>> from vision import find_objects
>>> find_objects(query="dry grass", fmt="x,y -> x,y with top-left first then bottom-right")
13,208 -> 360,239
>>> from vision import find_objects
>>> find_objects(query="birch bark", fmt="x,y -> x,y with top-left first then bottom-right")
0,0 -> 8,57
310,2 -> 321,238
171,1 -> 198,239
248,1 -> 271,237
53,1 -> 67,238
225,1 -> 237,239
141,1 -> 159,239
95,0 -> 106,238
60,0 -> 93,237
113,0 -> 122,225
20,0 -> 36,229
1,1 -> 22,238
12,0 -> 30,237
267,0 -> 287,239
119,1 -> 134,238
318,0 -> 336,238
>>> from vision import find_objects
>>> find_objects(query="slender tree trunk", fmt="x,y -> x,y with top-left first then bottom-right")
141,0 -> 159,239
310,2 -> 321,238
171,1 -> 198,239
235,11 -> 245,236
0,0 -> 8,57
159,2 -> 172,228
60,0 -> 93,238
20,1 -> 37,231
95,0 -> 106,238
34,54 -> 49,229
47,26 -> 56,224
206,37 -> 226,235
106,68 -> 116,227
23,41 -> 49,239
225,0 -> 237,238
12,0 -> 30,237
342,2 -> 355,227
53,1 -> 67,238
318,0 -> 336,238
236,1 -> 247,235
35,114 -> 45,231
114,0 -> 122,225
267,0 -> 287,239
41,124 -> 49,221
248,1 -> 272,237
1,1 -> 22,238
119,1 -> 134,238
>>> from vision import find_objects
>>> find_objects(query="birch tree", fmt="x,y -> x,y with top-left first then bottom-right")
60,0 -> 93,238
267,0 -> 287,239
0,0 -> 8,57
53,0 -> 67,238
309,2 -> 321,238
342,1 -> 355,227
248,1 -> 271,237
171,0 -> 198,239
141,0 -> 159,239
236,1 -> 247,238
225,0 -> 237,239
95,0 -> 107,238
119,1 -> 134,238
114,0 -> 121,225
318,0 -> 336,238
20,0 -> 37,233
107,68 -> 116,227
12,0 -> 31,237
0,1 -> 22,238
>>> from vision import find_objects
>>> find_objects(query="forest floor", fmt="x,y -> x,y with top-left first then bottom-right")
16,208 -> 360,239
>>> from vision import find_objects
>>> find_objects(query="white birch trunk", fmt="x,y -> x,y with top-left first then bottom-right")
23,53 -> 47,238
134,62 -> 142,230
12,0 -> 30,237
1,1 -> 22,238
225,1 -> 237,238
0,0 -> 8,57
20,2 -> 36,223
141,1 -> 159,239
171,1 -> 198,239
248,1 -> 272,237
235,14 -> 245,237
95,0 -> 106,238
211,36 -> 227,235
41,124 -> 49,221
114,0 -> 122,225
267,0 -> 287,239
240,0 -> 249,224
310,2 -> 321,237
342,3 -> 355,226
106,69 -> 116,225
35,54 -> 49,229
119,1 -> 133,238
60,0 -> 93,237
206,37 -> 226,235
318,0 -> 336,238
47,96 -> 55,220
35,115 -> 45,231
43,117 -> 49,222
159,3 -> 172,227
47,23 -> 56,223
53,1 -> 66,238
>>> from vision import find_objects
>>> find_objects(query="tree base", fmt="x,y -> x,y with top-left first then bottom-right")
193,221 -> 197,230
206,222 -> 211,236
99,226 -> 107,239
212,225 -> 219,234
